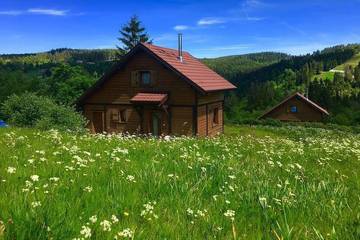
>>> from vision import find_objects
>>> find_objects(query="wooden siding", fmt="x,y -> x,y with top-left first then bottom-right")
81,49 -> 229,136
197,105 -> 207,136
265,97 -> 324,122
206,102 -> 224,136
84,104 -> 141,134
171,106 -> 193,136
85,50 -> 196,105
197,92 -> 224,105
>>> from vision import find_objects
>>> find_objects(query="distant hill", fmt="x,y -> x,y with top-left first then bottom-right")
1,43 -> 360,125
0,48 -> 118,65
202,52 -> 290,80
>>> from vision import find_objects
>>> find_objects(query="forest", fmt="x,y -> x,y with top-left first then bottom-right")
0,31 -> 360,126
1,43 -> 360,126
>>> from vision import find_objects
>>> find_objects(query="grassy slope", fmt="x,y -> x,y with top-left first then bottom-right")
0,125 -> 359,239
313,52 -> 360,81
312,71 -> 335,81
334,52 -> 360,71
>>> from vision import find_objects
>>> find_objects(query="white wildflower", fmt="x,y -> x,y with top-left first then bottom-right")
224,209 -> 235,221
83,186 -> 93,192
31,201 -> 41,208
30,175 -> 39,182
89,215 -> 97,223
115,228 -> 133,238
80,226 -> 92,238
111,215 -> 119,223
259,197 -> 268,208
6,167 -> 16,174
100,220 -> 112,232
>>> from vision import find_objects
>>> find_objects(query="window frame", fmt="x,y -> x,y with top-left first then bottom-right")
111,109 -> 127,123
212,108 -> 219,126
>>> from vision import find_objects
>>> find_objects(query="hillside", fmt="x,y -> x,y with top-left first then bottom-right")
0,125 -> 359,239
202,52 -> 289,79
0,48 -> 118,65
334,52 -> 360,71
1,44 -> 360,125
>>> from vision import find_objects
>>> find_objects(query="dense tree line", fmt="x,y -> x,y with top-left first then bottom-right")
1,35 -> 359,126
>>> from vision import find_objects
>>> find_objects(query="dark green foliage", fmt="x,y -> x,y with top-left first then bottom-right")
0,43 -> 360,127
0,93 -> 86,131
43,64 -> 96,105
117,15 -> 151,55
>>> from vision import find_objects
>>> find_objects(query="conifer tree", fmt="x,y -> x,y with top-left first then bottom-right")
117,15 -> 151,56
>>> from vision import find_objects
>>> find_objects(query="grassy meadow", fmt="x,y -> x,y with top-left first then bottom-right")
0,125 -> 359,239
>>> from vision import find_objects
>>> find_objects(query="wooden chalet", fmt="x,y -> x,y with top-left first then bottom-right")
260,92 -> 329,122
77,39 -> 236,136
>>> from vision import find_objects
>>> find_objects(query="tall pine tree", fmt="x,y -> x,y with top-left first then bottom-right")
117,15 -> 151,56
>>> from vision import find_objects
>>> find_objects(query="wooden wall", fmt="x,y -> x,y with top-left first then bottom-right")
171,106 -> 193,136
264,97 -> 324,122
85,50 -> 195,105
81,48 -> 230,136
196,92 -> 224,137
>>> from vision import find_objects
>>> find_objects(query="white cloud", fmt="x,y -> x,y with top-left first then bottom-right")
27,8 -> 68,16
0,8 -> 69,17
246,16 -> 264,21
197,18 -> 225,26
0,11 -> 22,16
173,25 -> 189,31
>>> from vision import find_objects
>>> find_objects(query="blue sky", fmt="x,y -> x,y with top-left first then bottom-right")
1,0 -> 360,57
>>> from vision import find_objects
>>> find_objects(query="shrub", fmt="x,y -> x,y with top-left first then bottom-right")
0,92 -> 86,132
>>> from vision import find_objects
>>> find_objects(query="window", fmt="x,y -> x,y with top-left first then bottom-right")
290,106 -> 298,113
119,109 -> 127,123
213,108 -> 219,125
140,71 -> 151,86
111,109 -> 127,123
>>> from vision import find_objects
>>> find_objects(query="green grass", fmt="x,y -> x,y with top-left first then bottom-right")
312,71 -> 335,81
334,52 -> 360,71
0,125 -> 360,239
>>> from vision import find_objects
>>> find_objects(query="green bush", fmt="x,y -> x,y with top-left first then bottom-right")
0,92 -> 87,132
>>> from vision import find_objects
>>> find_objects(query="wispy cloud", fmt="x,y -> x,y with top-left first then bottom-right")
0,8 -> 69,17
173,25 -> 189,31
28,8 -> 68,16
246,16 -> 264,21
197,17 -> 226,26
0,11 -> 22,16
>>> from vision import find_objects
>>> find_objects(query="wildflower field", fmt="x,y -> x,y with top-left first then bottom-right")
0,125 -> 359,239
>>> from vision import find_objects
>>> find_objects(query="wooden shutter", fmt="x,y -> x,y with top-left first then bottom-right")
131,71 -> 139,87
150,70 -> 157,87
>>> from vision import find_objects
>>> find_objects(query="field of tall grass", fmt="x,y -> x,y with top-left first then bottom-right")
0,125 -> 359,239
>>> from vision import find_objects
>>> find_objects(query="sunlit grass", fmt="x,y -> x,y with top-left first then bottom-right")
0,125 -> 359,239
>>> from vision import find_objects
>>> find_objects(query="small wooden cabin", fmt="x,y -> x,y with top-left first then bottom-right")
260,92 -> 329,122
77,42 -> 236,136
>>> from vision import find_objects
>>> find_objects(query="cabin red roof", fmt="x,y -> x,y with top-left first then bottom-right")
77,42 -> 236,105
130,93 -> 168,105
260,92 -> 329,118
140,43 -> 236,92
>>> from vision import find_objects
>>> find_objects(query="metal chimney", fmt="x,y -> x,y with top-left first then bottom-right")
178,33 -> 183,62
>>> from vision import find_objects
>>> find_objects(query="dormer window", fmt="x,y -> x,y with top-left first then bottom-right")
140,71 -> 151,86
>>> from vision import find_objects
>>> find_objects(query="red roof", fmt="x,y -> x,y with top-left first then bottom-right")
130,93 -> 168,105
141,42 -> 236,92
260,92 -> 329,118
76,42 -> 236,105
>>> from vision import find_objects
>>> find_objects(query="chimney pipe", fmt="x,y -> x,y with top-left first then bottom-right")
178,33 -> 183,62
